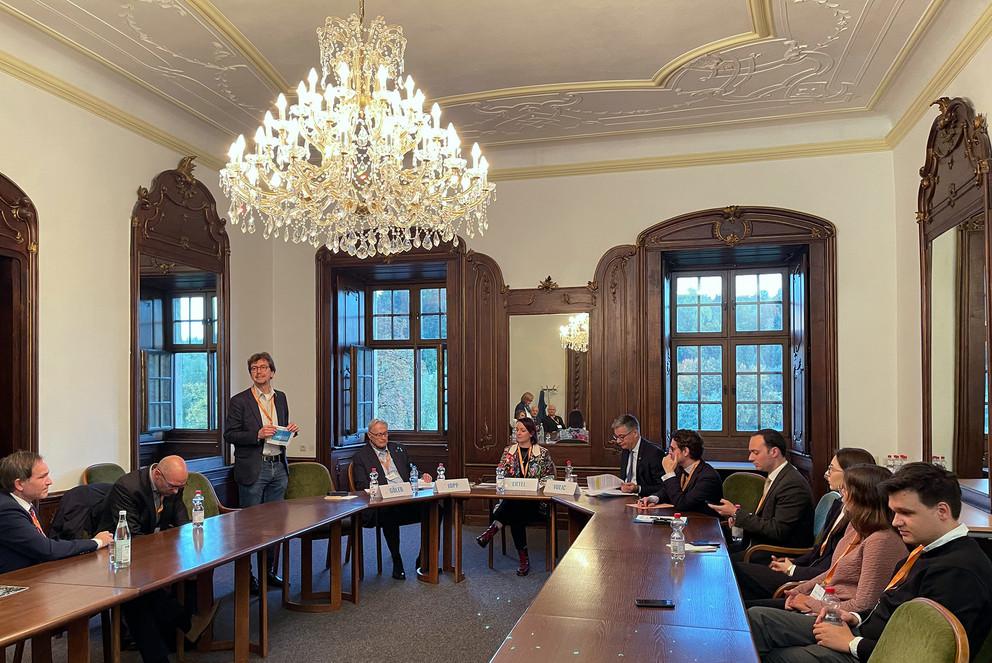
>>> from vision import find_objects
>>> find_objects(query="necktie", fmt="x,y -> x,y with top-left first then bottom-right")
626,451 -> 635,483
29,507 -> 43,534
884,546 -> 924,591
755,478 -> 773,513
680,463 -> 698,490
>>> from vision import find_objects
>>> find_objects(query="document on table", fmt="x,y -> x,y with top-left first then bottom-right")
323,494 -> 359,501
633,514 -> 688,525
667,543 -> 719,553
0,585 -> 27,599
584,473 -> 626,497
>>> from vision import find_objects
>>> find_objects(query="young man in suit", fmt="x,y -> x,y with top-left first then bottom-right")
749,462 -> 992,662
99,455 -> 217,663
710,429 -> 814,553
614,414 -> 665,498
637,429 -> 722,516
351,418 -> 436,580
0,450 -> 112,573
224,351 -> 299,590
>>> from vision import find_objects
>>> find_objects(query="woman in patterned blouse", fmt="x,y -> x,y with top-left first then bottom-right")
475,417 -> 556,576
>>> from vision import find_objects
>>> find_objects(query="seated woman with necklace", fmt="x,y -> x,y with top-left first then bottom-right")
476,418 -> 556,576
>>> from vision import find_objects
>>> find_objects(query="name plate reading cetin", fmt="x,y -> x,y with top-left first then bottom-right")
544,480 -> 579,496
435,478 -> 471,494
379,483 -> 414,501
505,477 -> 540,492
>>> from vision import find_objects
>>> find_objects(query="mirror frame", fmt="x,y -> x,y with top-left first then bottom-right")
919,97 -> 992,508
129,157 -> 231,469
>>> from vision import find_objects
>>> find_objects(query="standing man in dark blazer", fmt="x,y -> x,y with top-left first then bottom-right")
613,414 -> 665,497
224,351 -> 299,590
709,429 -> 814,553
0,450 -> 112,573
637,429 -> 722,516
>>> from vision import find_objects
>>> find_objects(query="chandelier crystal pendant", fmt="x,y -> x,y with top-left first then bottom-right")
560,313 -> 590,353
219,0 -> 495,258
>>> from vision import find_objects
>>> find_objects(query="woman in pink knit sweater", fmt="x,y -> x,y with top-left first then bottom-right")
783,464 -> 907,614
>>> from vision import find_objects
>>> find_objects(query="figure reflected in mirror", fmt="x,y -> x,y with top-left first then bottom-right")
513,392 -> 534,420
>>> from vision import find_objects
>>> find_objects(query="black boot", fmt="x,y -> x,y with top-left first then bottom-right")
476,522 -> 500,548
391,555 -> 406,580
516,548 -> 530,576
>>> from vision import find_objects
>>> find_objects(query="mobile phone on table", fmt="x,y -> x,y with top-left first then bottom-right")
689,541 -> 722,547
634,598 -> 675,608
326,491 -> 349,496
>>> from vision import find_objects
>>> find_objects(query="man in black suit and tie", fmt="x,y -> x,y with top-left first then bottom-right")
709,429 -> 814,553
224,351 -> 299,590
637,429 -> 722,516
0,451 -> 112,574
613,414 -> 664,497
749,463 -> 992,662
352,418 -> 434,580
541,404 -> 566,435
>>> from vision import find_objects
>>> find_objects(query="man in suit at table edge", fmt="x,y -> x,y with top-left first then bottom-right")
637,428 -> 723,516
224,351 -> 299,593
99,455 -> 218,663
614,414 -> 665,498
0,450 -> 112,573
709,429 -> 814,555
749,462 -> 992,662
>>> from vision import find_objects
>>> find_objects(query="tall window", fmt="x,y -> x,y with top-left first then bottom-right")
671,270 -> 790,436
356,285 -> 447,433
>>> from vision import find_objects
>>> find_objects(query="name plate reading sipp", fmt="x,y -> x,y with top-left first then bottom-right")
544,480 -> 580,496
505,477 -> 540,492
435,478 -> 472,494
379,483 -> 414,500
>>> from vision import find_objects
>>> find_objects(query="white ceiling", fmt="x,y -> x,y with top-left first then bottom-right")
0,0 -> 955,150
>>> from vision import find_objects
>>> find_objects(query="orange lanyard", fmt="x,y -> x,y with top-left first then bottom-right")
885,546 -> 924,591
823,538 -> 860,585
252,388 -> 275,425
819,514 -> 845,555
517,446 -> 531,476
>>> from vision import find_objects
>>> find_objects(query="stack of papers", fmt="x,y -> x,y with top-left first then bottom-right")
667,543 -> 719,553
585,473 -> 627,497
633,514 -> 689,524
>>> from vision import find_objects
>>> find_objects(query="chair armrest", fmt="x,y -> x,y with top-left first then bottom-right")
218,505 -> 239,514
773,581 -> 802,599
742,545 -> 813,563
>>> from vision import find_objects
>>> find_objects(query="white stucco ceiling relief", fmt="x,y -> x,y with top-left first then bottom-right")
0,0 -> 950,150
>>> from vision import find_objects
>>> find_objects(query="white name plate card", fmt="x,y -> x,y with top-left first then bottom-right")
544,480 -> 580,496
505,477 -> 540,492
379,483 -> 414,501
435,478 -> 472,494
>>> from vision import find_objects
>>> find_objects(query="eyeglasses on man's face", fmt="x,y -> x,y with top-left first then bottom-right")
368,430 -> 389,438
250,364 -> 271,373
613,429 -> 635,441
155,468 -> 186,490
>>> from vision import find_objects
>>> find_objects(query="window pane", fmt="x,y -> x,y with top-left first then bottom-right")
676,306 -> 698,333
421,288 -> 440,314
676,277 -> 699,305
189,321 -> 204,344
736,274 -> 758,302
419,349 -> 439,431
699,305 -> 721,333
174,322 -> 188,344
736,304 -> 758,332
761,404 -> 784,430
174,353 -> 209,429
736,374 -> 758,401
439,289 -> 447,313
700,346 -> 722,373
373,290 -> 392,314
760,345 -> 784,372
421,315 -> 440,339
677,404 -> 698,430
677,375 -> 698,401
700,404 -> 722,431
759,303 -> 783,331
737,404 -> 759,431
759,273 -> 783,302
393,289 -> 410,314
736,345 -> 758,371
760,374 -> 784,402
698,276 -> 722,304
676,346 -> 698,372
373,316 -> 392,340
440,314 -> 448,339
372,349 -> 414,430
700,374 -> 722,402
393,315 -> 410,340
190,296 -> 204,320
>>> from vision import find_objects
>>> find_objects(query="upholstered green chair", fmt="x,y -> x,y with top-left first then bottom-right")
867,598 -> 969,663
812,490 -> 841,535
81,462 -> 125,485
744,488 -> 840,563
282,462 -> 357,608
722,471 -> 766,515
181,472 -> 235,519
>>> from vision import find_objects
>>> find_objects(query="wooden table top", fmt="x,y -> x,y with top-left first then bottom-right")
0,582 -> 136,647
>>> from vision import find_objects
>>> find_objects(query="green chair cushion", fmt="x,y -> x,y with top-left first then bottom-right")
183,472 -> 221,519
285,462 -> 333,500
723,472 -> 766,514
868,599 -> 964,663
813,491 -> 841,535
82,463 -> 125,485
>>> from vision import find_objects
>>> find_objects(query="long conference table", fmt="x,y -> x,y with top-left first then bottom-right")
0,484 -> 758,663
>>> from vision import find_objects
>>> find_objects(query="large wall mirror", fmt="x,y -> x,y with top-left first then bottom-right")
920,98 -> 991,510
130,157 -> 231,469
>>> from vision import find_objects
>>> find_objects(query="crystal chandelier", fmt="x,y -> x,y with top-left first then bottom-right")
560,313 -> 590,353
219,0 -> 494,258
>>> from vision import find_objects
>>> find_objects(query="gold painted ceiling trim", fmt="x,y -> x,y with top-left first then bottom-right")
488,138 -> 889,181
431,0 -> 774,107
184,0 -> 290,94
0,49 -> 224,171
0,1 -> 237,138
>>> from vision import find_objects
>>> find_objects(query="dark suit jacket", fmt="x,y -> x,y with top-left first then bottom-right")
854,535 -> 992,661
513,401 -> 529,419
653,460 -> 723,516
351,441 -> 413,527
733,462 -> 814,548
98,467 -> 189,535
791,497 -> 846,578
224,387 -> 291,486
0,492 -> 98,573
541,415 -> 565,434
618,439 -> 664,497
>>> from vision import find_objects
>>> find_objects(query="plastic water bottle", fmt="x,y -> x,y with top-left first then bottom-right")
822,586 -> 843,623
496,466 -> 506,494
731,504 -> 744,545
191,490 -> 205,527
410,464 -> 420,493
113,510 -> 131,569
437,463 -> 446,481
564,460 -> 575,483
670,513 -> 686,562
369,470 -> 380,500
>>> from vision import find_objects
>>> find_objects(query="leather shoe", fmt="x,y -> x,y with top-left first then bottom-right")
266,571 -> 284,588
249,574 -> 260,596
186,601 -> 220,643
391,566 -> 406,580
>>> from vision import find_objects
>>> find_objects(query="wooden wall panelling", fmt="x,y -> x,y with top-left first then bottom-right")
0,171 -> 38,456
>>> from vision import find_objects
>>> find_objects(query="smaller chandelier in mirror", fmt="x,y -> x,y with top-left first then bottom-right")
560,313 -> 590,353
